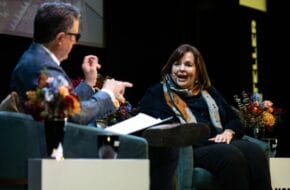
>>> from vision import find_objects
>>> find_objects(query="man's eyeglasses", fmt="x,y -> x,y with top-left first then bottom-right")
66,32 -> 81,42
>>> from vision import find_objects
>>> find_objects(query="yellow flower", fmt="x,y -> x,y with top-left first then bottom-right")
26,91 -> 37,102
262,111 -> 275,127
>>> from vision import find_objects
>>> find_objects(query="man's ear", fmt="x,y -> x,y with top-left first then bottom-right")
55,32 -> 66,44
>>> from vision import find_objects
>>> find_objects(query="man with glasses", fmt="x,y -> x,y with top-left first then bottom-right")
10,2 -> 133,125
65,32 -> 81,42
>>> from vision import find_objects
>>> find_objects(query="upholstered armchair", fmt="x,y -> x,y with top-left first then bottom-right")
0,111 -> 148,190
0,111 -> 46,190
175,135 -> 270,190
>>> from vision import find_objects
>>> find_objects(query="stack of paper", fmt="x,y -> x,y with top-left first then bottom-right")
105,113 -> 172,135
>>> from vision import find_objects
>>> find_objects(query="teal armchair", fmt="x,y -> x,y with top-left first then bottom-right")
0,111 -> 148,190
176,135 -> 270,190
0,111 -> 46,190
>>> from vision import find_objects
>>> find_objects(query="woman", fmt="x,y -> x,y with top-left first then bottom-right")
137,44 -> 272,190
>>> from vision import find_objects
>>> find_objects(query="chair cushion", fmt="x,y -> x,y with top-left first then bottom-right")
193,167 -> 220,190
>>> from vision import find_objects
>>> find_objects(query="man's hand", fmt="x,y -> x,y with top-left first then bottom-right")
82,55 -> 101,88
102,79 -> 133,106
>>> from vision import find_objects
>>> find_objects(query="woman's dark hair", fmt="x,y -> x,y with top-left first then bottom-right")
160,44 -> 211,89
33,2 -> 81,43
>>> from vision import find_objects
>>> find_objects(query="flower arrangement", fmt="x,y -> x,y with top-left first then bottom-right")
71,73 -> 135,127
233,91 -> 282,131
96,100 -> 134,127
25,70 -> 80,121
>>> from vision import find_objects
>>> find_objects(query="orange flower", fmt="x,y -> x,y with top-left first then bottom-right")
65,94 -> 80,114
58,86 -> 70,97
26,91 -> 37,101
25,71 -> 80,121
38,72 -> 48,88
262,111 -> 275,127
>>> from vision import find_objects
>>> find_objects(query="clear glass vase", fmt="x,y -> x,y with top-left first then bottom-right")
97,135 -> 120,159
253,127 -> 266,139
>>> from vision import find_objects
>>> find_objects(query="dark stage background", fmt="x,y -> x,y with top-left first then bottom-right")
1,0 -> 289,156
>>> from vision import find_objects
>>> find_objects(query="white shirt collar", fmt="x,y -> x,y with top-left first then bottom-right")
39,44 -> 60,66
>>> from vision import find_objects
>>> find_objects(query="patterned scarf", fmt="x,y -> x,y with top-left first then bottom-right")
163,75 -> 223,132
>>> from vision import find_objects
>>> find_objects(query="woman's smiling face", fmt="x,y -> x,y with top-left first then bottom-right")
171,51 -> 196,89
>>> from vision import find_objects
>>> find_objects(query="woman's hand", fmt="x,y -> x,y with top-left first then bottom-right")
208,129 -> 235,144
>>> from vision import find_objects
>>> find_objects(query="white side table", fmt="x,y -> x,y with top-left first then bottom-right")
270,158 -> 290,189
29,159 -> 149,190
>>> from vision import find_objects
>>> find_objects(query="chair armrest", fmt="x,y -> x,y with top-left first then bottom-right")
242,135 -> 270,156
63,122 -> 148,159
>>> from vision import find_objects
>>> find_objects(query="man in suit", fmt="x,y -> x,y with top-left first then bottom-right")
10,2 -> 132,125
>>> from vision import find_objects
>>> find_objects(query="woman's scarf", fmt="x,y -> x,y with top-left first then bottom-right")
163,75 -> 223,132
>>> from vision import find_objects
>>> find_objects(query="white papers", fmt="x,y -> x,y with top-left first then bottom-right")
105,113 -> 172,135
